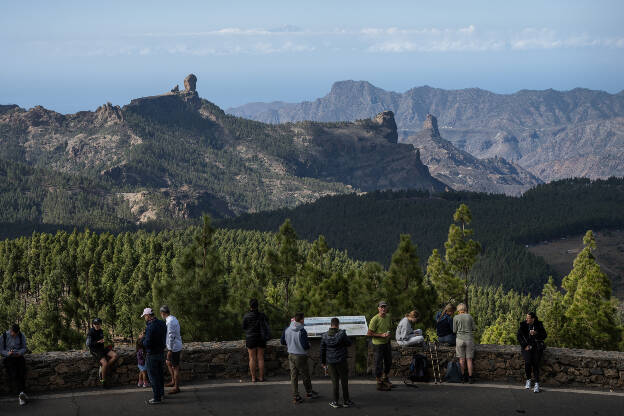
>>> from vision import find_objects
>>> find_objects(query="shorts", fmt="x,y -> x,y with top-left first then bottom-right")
168,351 -> 181,367
138,364 -> 147,372
456,339 -> 475,359
246,338 -> 267,350
91,346 -> 112,361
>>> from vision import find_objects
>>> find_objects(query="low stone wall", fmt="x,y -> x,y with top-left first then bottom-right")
377,342 -> 624,390
1,341 -> 622,394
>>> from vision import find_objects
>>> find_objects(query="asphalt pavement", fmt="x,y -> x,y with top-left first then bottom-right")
1,379 -> 622,416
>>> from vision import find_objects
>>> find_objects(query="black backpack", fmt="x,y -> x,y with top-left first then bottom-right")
443,360 -> 463,383
407,354 -> 430,382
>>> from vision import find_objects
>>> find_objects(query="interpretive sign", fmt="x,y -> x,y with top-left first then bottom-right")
304,316 -> 368,338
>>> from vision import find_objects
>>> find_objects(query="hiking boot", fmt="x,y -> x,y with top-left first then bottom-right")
306,391 -> 320,399
382,375 -> 394,388
329,401 -> 342,408
525,379 -> 532,389
533,382 -> 540,393
293,395 -> 304,404
343,400 -> 355,408
376,377 -> 391,391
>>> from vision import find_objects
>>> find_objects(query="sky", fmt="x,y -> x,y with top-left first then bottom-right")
1,0 -> 623,113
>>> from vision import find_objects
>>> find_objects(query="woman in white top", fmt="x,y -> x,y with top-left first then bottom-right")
396,310 -> 424,346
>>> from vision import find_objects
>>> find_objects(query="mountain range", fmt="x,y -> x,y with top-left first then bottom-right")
227,81 -> 624,183
0,75 -> 447,231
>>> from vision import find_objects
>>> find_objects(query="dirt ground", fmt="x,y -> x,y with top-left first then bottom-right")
527,229 -> 624,299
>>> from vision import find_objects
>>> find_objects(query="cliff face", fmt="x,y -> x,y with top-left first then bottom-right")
402,115 -> 542,195
0,76 -> 444,225
228,81 -> 624,182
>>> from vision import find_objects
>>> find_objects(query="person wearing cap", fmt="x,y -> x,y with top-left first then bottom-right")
160,305 -> 183,394
1,324 -> 29,405
367,301 -> 393,391
86,318 -> 118,388
141,307 -> 167,405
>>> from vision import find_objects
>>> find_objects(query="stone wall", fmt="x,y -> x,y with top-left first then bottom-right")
1,341 -> 622,394
376,342 -> 624,390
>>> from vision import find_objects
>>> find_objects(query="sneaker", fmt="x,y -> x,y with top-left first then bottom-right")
329,401 -> 342,408
343,400 -> 355,408
143,383 -> 150,388
146,398 -> 162,405
306,391 -> 320,399
138,382 -> 143,388
525,379 -> 532,389
533,382 -> 540,393
293,395 -> 304,404
18,392 -> 27,406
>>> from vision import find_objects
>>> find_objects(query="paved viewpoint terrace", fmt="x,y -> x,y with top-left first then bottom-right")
2,379 -> 623,416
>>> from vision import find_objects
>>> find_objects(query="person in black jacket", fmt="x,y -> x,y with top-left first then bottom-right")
517,312 -> 547,393
141,307 -> 167,405
435,304 -> 456,345
86,318 -> 118,388
242,298 -> 270,382
321,318 -> 354,408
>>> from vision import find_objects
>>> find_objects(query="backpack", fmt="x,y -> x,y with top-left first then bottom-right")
443,360 -> 463,383
407,354 -> 430,382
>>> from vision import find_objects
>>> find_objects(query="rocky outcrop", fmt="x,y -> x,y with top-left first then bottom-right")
184,73 -> 197,92
372,111 -> 398,143
402,115 -> 542,195
95,102 -> 123,126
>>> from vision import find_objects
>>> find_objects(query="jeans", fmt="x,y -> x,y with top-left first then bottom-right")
288,354 -> 312,396
373,342 -> 392,378
328,360 -> 349,402
522,348 -> 542,382
146,352 -> 165,401
4,356 -> 26,394
438,334 -> 456,346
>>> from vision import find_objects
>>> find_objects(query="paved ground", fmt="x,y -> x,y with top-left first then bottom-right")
1,379 -> 623,416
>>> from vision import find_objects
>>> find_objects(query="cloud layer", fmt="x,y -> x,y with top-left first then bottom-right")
17,25 -> 624,57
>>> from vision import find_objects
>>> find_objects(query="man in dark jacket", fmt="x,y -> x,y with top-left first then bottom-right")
321,318 -> 354,408
1,324 -> 28,406
142,307 -> 167,404
517,312 -> 547,393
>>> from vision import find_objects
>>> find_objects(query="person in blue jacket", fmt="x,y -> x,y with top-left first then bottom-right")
141,307 -> 167,405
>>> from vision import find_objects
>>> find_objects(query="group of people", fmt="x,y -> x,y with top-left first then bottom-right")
85,305 -> 183,405
2,298 -> 547,407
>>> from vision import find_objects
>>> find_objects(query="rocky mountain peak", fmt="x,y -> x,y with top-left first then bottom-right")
373,111 -> 398,143
423,114 -> 440,136
95,102 -> 123,125
184,74 -> 197,93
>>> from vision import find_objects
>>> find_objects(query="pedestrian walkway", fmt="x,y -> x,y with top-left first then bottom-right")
2,379 -> 622,415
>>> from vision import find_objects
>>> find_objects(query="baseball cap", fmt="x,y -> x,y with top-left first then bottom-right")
140,307 -> 153,317
378,300 -> 388,307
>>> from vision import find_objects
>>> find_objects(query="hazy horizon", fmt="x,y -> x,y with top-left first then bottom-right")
2,0 -> 623,113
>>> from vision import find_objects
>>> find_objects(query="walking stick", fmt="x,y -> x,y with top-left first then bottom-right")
433,340 -> 442,383
426,337 -> 439,384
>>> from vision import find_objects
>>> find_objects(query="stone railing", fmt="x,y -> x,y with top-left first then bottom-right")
1,341 -> 622,394
376,342 -> 624,390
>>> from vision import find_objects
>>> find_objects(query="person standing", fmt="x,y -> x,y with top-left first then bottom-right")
395,310 -> 424,346
242,298 -> 270,382
160,305 -> 183,394
453,303 -> 476,383
142,307 -> 167,405
280,311 -> 319,404
367,300 -> 393,391
517,312 -> 547,393
435,304 -> 456,345
1,324 -> 28,406
86,318 -> 118,388
321,317 -> 354,408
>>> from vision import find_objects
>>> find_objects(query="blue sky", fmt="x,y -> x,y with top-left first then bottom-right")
1,0 -> 623,113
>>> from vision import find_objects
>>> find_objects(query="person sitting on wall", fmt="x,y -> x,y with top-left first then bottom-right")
435,304 -> 456,346
86,318 -> 118,388
1,324 -> 29,406
396,310 -> 424,346
517,312 -> 547,393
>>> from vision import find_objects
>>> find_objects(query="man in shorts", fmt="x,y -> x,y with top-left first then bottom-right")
86,318 -> 118,388
160,305 -> 183,394
453,303 -> 476,383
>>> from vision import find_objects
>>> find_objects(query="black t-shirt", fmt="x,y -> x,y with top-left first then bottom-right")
87,328 -> 104,351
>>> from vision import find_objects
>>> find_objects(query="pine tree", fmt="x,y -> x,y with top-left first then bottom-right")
536,276 -> 566,347
265,219 -> 302,312
563,231 -> 620,350
481,313 -> 517,345
426,248 -> 463,307
444,204 -> 481,309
